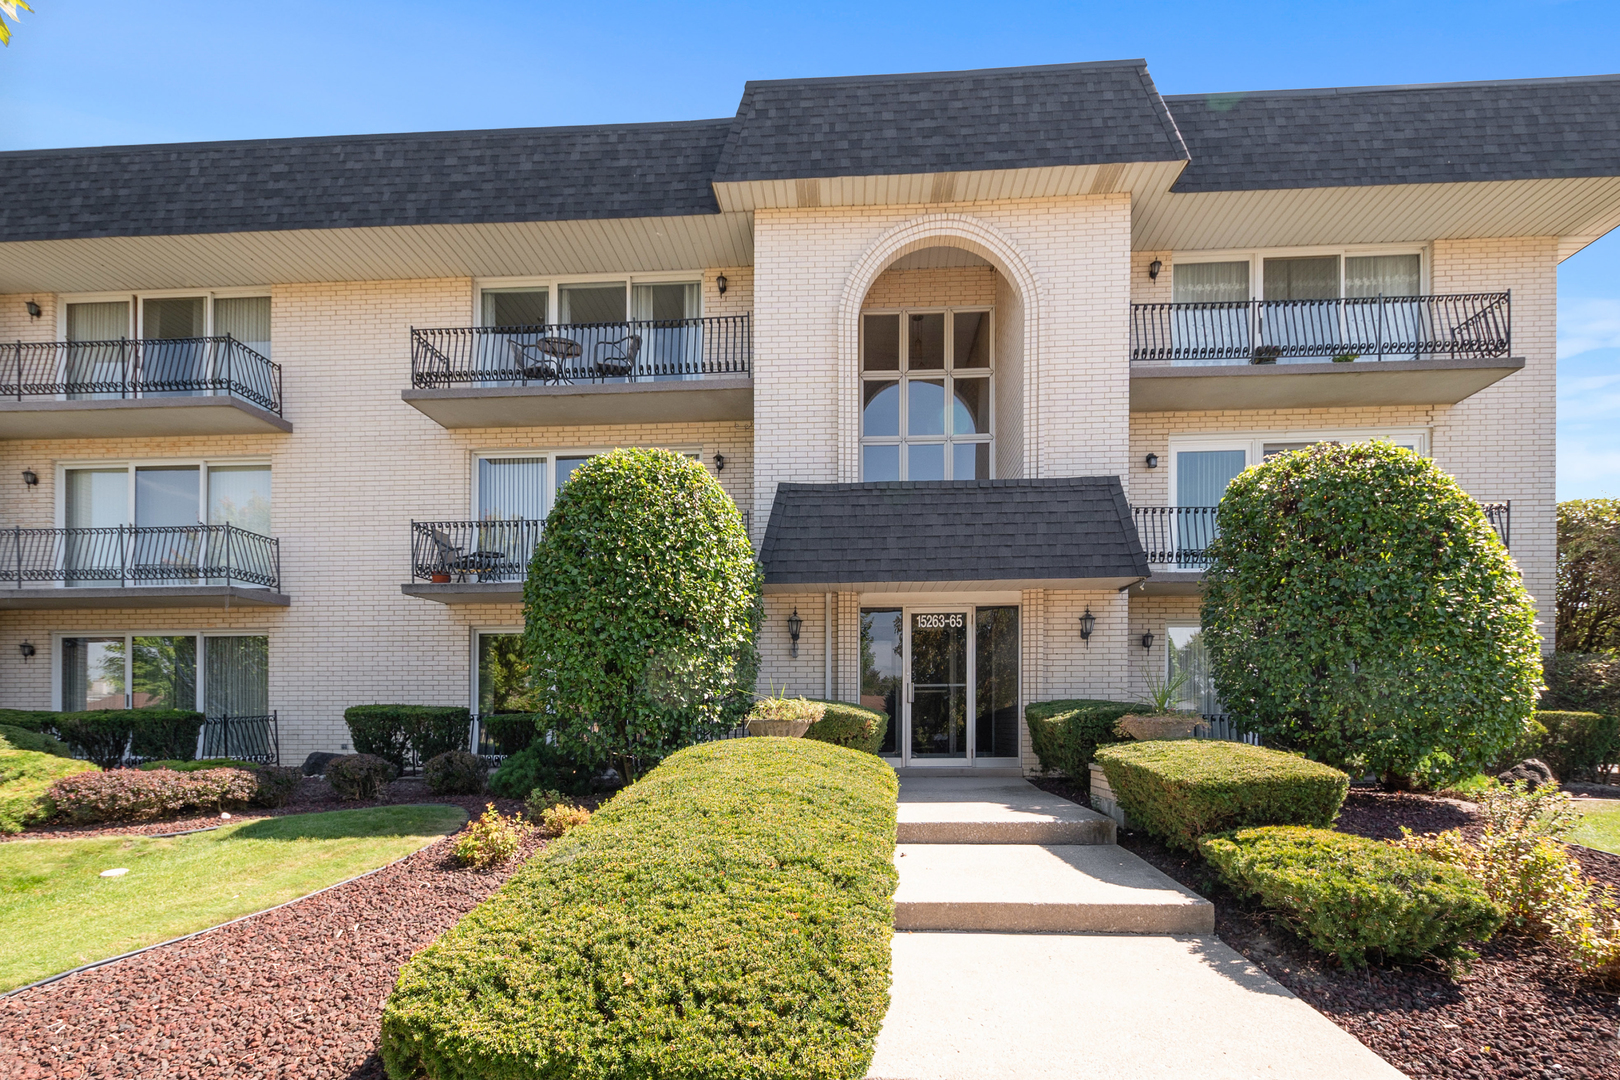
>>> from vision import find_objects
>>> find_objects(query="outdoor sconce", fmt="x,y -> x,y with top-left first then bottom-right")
787,608 -> 803,658
716,274 -> 728,295
18,642 -> 35,661
1144,453 -> 1158,469
1141,631 -> 1155,650
21,469 -> 38,487
1078,607 -> 1095,645
25,300 -> 41,318
1148,259 -> 1163,281
714,453 -> 726,472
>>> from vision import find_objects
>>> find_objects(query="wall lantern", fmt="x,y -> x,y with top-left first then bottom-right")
716,274 -> 728,295
787,608 -> 803,658
1141,631 -> 1155,650
1144,453 -> 1158,469
714,453 -> 726,472
1078,607 -> 1095,645
18,641 -> 35,660
21,469 -> 38,487
25,300 -> 41,318
1148,259 -> 1163,281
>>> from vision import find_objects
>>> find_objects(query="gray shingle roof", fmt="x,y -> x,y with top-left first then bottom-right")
1166,74 -> 1620,192
713,60 -> 1188,183
759,477 -> 1148,588
0,119 -> 732,242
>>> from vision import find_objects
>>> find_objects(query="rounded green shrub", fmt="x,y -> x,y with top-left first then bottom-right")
0,748 -> 98,833
0,724 -> 72,757
325,753 -> 398,801
523,447 -> 760,779
343,705 -> 470,772
488,739 -> 592,798
1025,700 -> 1146,785
1201,826 -> 1504,967
1202,442 -> 1542,786
250,765 -> 303,807
802,700 -> 889,755
423,750 -> 486,795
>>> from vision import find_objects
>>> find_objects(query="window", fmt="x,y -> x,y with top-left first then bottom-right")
861,609 -> 904,756
62,293 -> 270,400
477,279 -> 701,328
472,450 -> 699,521
58,633 -> 267,719
860,308 -> 993,481
1168,432 -> 1427,508
477,632 -> 536,714
1167,625 -> 1221,715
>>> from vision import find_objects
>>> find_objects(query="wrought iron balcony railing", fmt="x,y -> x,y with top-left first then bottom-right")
1129,293 -> 1511,366
0,524 -> 281,589
1131,502 -> 1511,568
2,335 -> 283,413
410,315 -> 752,389
199,713 -> 280,765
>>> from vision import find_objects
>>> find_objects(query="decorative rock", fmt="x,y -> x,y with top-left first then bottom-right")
99,868 -> 129,878
302,751 -> 342,776
1117,714 -> 1201,741
592,767 -> 625,793
1496,758 -> 1557,792
220,812 -> 231,819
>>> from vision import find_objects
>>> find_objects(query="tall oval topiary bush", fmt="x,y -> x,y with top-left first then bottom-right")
1202,442 -> 1542,786
523,448 -> 760,780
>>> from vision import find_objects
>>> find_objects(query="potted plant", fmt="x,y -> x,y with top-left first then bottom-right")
746,690 -> 823,738
1332,353 -> 1360,363
430,571 -> 452,584
1250,345 -> 1282,365
1116,668 -> 1201,741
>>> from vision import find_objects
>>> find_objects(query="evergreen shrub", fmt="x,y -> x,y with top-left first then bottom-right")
1203,442 -> 1542,786
488,739 -> 593,798
326,753 -> 398,801
1534,711 -> 1620,780
1025,700 -> 1146,785
380,738 -> 897,1080
1096,740 -> 1349,850
0,748 -> 98,832
0,724 -> 71,757
343,705 -> 470,772
802,700 -> 888,755
1201,826 -> 1503,967
424,750 -> 486,795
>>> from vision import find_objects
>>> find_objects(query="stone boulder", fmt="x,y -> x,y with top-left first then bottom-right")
1496,758 -> 1557,792
301,751 -> 343,776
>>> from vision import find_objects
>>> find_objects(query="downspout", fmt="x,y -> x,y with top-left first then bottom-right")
824,592 -> 834,700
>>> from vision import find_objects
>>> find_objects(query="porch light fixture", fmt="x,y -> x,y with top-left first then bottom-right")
716,274 -> 728,295
1148,259 -> 1162,281
25,300 -> 41,318
18,642 -> 35,660
1144,453 -> 1158,469
1141,632 -> 1154,650
787,608 -> 803,658
1078,607 -> 1095,645
21,469 -> 37,486
714,453 -> 726,472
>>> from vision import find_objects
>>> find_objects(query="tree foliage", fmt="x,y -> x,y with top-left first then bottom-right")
1201,442 -> 1543,786
523,448 -> 760,779
1556,499 -> 1620,652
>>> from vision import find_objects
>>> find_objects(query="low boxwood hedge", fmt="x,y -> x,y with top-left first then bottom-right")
344,705 -> 470,772
1096,740 -> 1349,850
0,747 -> 98,833
380,737 -> 899,1080
802,700 -> 888,755
1201,826 -> 1504,967
0,709 -> 204,769
1025,699 -> 1147,784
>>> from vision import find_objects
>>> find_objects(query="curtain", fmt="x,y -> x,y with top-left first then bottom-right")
1344,255 -> 1420,298
208,465 -> 272,533
214,296 -> 271,358
65,468 -> 128,585
1171,262 -> 1250,362
633,283 -> 700,379
478,457 -> 546,520
1172,261 -> 1250,303
1168,626 -> 1223,715
140,296 -> 207,397
65,301 -> 130,398
1345,255 -> 1423,357
558,284 -> 626,324
482,289 -> 549,328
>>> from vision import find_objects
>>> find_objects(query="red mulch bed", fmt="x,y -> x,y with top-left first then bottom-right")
0,792 -> 550,1079
1032,779 -> 1620,1079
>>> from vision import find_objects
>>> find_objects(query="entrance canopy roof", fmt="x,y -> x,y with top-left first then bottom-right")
759,477 -> 1149,593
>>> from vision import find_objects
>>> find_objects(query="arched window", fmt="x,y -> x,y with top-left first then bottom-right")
860,307 -> 993,481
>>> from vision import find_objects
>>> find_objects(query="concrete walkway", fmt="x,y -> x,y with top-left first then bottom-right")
867,776 -> 1406,1080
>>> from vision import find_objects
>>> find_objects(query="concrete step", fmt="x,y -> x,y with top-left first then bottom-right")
896,775 -> 1116,844
866,933 -> 1408,1080
893,844 -> 1214,934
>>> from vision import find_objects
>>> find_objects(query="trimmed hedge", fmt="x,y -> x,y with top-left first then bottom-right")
0,748 -> 98,833
1096,740 -> 1349,850
46,766 -> 257,823
0,709 -> 58,733
1534,711 -> 1620,780
0,709 -> 205,769
1201,826 -> 1504,967
380,738 -> 899,1080
139,757 -> 262,772
137,757 -> 299,806
1025,700 -> 1146,785
0,724 -> 72,757
326,753 -> 398,801
344,705 -> 470,772
802,700 -> 889,755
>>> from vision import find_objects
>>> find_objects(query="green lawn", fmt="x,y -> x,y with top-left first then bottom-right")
0,804 -> 467,991
1569,798 -> 1620,855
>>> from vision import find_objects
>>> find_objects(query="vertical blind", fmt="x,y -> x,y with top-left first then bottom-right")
205,635 -> 269,716
215,296 -> 272,358
478,457 -> 547,520
1172,262 -> 1250,303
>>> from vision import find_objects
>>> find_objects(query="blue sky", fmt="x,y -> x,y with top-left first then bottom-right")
1,0 -> 1617,498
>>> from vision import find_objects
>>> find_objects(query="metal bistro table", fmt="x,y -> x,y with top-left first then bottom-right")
512,336 -> 582,384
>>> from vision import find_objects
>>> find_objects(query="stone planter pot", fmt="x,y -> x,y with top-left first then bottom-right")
1117,713 -> 1201,741
746,719 -> 813,738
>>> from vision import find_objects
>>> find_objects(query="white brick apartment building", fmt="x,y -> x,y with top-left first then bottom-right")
1,60 -> 1615,771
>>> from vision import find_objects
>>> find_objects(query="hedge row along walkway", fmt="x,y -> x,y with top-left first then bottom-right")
865,775 -> 1404,1080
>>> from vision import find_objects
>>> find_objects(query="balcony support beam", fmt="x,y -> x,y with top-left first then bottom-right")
402,378 -> 753,429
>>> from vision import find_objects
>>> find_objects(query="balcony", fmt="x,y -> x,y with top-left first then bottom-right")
1129,503 -> 1511,595
0,524 -> 288,608
0,336 -> 290,439
1128,294 -> 1523,412
402,316 -> 753,428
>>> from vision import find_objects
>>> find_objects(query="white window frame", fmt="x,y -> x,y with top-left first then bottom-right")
1169,244 -> 1430,303
1166,429 -> 1430,508
470,273 -> 706,326
49,629 -> 269,714
859,306 -> 995,482
468,446 -> 703,520
55,456 -> 273,530
56,289 -> 272,341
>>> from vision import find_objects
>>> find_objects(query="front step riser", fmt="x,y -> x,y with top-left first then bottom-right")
895,901 -> 1215,935
896,820 -> 1117,845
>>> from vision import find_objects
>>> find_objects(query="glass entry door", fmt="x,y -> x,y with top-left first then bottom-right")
908,611 -> 969,759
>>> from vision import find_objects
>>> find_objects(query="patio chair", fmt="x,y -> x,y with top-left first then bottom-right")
591,334 -> 641,380
428,529 -> 480,582
507,340 -> 567,384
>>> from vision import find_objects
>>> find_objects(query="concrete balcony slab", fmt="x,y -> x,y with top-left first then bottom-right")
0,585 -> 289,609
0,397 -> 291,440
1130,355 -> 1523,413
401,582 -> 523,605
402,377 -> 753,429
